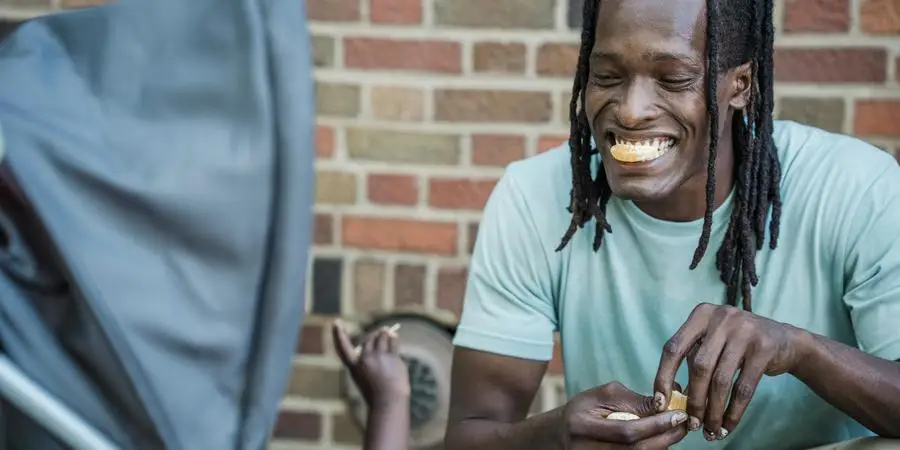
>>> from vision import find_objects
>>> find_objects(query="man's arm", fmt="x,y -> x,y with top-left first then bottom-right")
443,163 -> 562,449
789,332 -> 900,437
792,155 -> 900,437
445,348 -> 563,450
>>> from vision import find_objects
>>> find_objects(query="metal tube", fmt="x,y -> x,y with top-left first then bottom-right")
0,355 -> 120,450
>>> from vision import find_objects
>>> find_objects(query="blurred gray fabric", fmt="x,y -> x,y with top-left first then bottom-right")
0,0 -> 316,448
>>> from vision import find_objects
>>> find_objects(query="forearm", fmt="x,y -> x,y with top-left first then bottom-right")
790,329 -> 900,437
444,407 -> 563,450
363,398 -> 410,450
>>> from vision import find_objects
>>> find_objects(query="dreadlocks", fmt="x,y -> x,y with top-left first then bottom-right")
555,0 -> 783,312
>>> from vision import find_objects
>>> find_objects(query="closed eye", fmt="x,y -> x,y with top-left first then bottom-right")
659,77 -> 695,91
591,73 -> 622,88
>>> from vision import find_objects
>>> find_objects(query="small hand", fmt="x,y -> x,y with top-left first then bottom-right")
652,303 -> 808,441
332,320 -> 411,407
561,381 -> 689,449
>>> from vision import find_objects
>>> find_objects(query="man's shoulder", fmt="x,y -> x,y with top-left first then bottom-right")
489,143 -> 576,248
501,142 -> 574,208
774,120 -> 897,182
774,120 -> 900,198
505,142 -> 573,184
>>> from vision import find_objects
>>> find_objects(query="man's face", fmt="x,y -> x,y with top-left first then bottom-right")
585,0 -> 748,205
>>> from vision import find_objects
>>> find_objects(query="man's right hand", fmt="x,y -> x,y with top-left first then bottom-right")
561,382 -> 689,449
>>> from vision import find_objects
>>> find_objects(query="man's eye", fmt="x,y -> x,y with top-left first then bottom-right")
660,77 -> 695,90
592,74 -> 621,86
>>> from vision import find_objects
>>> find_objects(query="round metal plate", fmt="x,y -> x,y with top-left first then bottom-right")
341,314 -> 454,450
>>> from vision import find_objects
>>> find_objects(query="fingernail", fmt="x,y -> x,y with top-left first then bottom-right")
671,411 -> 688,427
718,428 -> 729,440
653,392 -> 666,412
704,429 -> 717,441
688,416 -> 701,431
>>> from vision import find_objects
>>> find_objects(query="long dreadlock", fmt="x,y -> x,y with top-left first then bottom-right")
555,0 -> 783,311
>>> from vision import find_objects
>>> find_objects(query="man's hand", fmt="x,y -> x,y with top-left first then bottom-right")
652,303 -> 808,441
561,382 -> 689,449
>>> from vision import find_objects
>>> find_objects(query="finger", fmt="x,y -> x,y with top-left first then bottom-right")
375,329 -> 390,353
631,422 -> 689,450
579,410 -> 688,444
331,320 -> 359,366
704,340 -> 747,440
654,305 -> 712,413
686,326 -> 727,433
363,330 -> 378,355
387,332 -> 399,354
722,354 -> 766,434
352,327 -> 382,356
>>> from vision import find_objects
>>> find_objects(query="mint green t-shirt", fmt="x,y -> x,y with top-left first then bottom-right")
453,121 -> 900,449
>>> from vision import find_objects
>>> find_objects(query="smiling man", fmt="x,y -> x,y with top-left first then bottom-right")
443,0 -> 900,449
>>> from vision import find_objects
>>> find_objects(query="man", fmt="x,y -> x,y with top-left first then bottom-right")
443,0 -> 900,449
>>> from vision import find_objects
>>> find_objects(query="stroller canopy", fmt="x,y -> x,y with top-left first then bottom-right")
0,0 -> 315,448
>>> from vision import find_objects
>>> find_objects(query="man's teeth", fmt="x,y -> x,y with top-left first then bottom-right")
609,136 -> 674,163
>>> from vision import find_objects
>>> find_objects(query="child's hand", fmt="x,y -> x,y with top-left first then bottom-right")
332,320 -> 411,407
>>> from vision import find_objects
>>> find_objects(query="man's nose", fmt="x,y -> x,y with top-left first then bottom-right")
615,78 -> 661,128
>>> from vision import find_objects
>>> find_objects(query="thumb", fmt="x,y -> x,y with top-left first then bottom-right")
634,394 -> 661,418
612,393 -> 659,418
331,320 -> 358,367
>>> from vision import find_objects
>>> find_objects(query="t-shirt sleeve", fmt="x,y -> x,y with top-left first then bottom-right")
842,162 -> 900,361
452,166 -> 557,361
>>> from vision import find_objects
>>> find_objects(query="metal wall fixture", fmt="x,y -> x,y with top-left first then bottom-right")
341,313 -> 456,450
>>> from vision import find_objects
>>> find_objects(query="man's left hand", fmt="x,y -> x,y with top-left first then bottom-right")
652,303 -> 810,441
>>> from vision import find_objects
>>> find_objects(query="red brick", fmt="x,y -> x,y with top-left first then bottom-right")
774,48 -> 887,83
297,324 -> 324,354
428,178 -> 498,210
473,42 -> 527,74
368,174 -> 419,206
859,0 -> 900,34
854,100 -> 900,136
538,135 -> 568,154
344,38 -> 461,74
536,43 -> 579,77
308,0 -> 360,21
395,264 -> 426,307
273,411 -> 321,440
316,125 -> 334,159
471,134 -> 526,166
437,266 -> 468,317
314,214 -> 333,245
342,217 -> 458,254
371,0 -> 422,24
435,90 -> 552,123
783,0 -> 850,32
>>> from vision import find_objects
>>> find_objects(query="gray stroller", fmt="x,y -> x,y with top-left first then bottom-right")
0,0 -> 316,448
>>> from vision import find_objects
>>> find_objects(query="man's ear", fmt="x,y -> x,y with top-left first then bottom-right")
728,62 -> 753,110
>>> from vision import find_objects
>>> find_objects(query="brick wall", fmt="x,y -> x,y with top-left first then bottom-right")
298,2 -> 900,448
3,0 -> 900,449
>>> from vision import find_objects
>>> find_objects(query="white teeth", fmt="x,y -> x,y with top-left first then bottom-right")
609,135 -> 675,163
